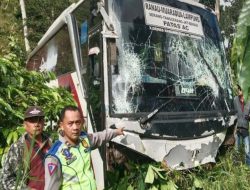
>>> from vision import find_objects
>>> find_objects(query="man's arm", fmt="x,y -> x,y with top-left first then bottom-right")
233,96 -> 238,111
244,101 -> 250,120
1,144 -> 17,190
89,128 -> 124,148
1,143 -> 27,190
44,155 -> 62,190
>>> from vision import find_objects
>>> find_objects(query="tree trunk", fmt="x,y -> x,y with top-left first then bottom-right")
19,0 -> 30,53
215,0 -> 220,21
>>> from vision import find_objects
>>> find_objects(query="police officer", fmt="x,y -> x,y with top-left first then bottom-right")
44,105 -> 124,189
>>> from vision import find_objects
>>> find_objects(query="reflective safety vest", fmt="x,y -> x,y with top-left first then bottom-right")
50,133 -> 96,190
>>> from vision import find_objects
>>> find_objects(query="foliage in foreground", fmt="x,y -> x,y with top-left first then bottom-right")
231,0 -> 250,100
0,38 -> 76,167
106,150 -> 250,190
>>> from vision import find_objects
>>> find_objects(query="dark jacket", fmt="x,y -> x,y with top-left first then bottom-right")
233,96 -> 250,130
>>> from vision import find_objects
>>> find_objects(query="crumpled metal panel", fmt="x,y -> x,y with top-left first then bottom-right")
111,129 -> 226,170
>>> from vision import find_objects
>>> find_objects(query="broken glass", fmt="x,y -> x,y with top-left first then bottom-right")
109,0 -> 232,114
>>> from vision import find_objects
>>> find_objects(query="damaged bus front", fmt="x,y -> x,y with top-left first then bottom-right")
104,0 -> 236,170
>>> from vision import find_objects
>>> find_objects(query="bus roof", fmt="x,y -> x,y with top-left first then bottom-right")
27,0 -> 214,62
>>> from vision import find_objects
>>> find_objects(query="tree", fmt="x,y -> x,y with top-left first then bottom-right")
199,0 -> 216,9
0,0 -> 77,56
231,0 -> 250,100
19,0 -> 30,53
25,0 -> 73,49
0,38 -> 75,166
0,0 -> 24,56
219,0 -> 245,57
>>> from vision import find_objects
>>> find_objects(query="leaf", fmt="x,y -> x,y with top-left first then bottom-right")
14,88 -> 26,99
16,127 -> 25,134
0,97 -> 13,112
6,131 -> 13,145
151,165 -> 167,180
145,165 -> 167,184
51,91 -> 60,101
149,185 -> 159,190
239,40 -> 250,100
21,102 -> 28,108
0,63 -> 7,75
231,0 -> 250,100
193,178 -> 203,188
12,131 -> 19,142
165,180 -> 178,190
1,151 -> 9,167
19,77 -> 24,87
117,176 -> 129,190
30,96 -> 38,102
145,165 -> 155,184
127,185 -> 134,190
0,148 -> 4,155
137,175 -> 146,190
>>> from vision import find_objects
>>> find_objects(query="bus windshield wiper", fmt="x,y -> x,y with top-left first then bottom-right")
139,99 -> 173,129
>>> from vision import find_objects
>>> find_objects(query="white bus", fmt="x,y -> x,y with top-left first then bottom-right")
27,0 -> 236,189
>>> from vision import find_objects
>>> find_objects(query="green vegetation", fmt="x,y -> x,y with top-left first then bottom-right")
25,0 -> 75,49
0,0 -> 76,55
0,0 -> 77,167
231,0 -> 250,100
106,149 -> 250,190
1,0 -> 250,189
0,0 -> 24,55
0,37 -> 75,167
220,0 -> 245,51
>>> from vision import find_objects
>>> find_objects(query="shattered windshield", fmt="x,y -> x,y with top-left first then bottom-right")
109,0 -> 233,114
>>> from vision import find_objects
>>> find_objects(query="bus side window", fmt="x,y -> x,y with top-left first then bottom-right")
89,47 -> 100,83
87,30 -> 102,132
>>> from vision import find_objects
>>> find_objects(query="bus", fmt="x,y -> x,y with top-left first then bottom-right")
26,0 -> 236,189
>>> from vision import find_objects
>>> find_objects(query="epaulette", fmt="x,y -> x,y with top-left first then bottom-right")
47,140 -> 62,155
80,131 -> 88,138
79,131 -> 92,152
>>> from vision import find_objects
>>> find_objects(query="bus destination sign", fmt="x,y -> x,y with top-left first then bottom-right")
143,0 -> 204,37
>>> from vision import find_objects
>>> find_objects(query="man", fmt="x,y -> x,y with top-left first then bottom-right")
234,85 -> 250,166
44,105 -> 124,190
1,106 -> 51,190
